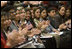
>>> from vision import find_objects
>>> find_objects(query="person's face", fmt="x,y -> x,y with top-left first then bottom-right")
15,14 -> 20,20
31,10 -> 34,18
21,9 -> 25,13
26,11 -> 30,20
59,7 -> 65,16
66,9 -> 70,17
10,12 -> 16,19
8,19 -> 11,25
16,10 -> 20,14
41,10 -> 47,18
35,9 -> 40,18
20,12 -> 26,19
31,10 -> 33,14
4,20 -> 8,26
48,10 -> 56,17
4,19 -> 11,26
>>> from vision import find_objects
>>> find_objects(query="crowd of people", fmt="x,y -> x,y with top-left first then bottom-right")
1,1 -> 71,48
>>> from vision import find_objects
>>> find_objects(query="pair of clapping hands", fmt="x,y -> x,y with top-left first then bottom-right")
59,19 -> 71,30
6,28 -> 28,47
27,28 -> 41,38
19,22 -> 33,30
38,20 -> 50,29
19,22 -> 40,37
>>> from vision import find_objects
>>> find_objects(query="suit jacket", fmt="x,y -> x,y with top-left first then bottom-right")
60,29 -> 71,48
47,12 -> 65,29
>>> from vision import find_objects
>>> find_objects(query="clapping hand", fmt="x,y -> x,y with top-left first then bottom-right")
59,23 -> 67,30
6,30 -> 26,47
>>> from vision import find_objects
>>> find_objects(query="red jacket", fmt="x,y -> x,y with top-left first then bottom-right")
1,33 -> 10,48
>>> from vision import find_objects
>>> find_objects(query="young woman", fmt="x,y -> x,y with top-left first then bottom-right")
33,7 -> 41,27
40,7 -> 47,22
64,7 -> 71,22
30,8 -> 34,19
24,8 -> 35,30
57,5 -> 66,24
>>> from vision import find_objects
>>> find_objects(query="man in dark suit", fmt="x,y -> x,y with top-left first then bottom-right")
58,19 -> 71,48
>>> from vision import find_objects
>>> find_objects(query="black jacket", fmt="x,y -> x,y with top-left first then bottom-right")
47,14 -> 62,29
